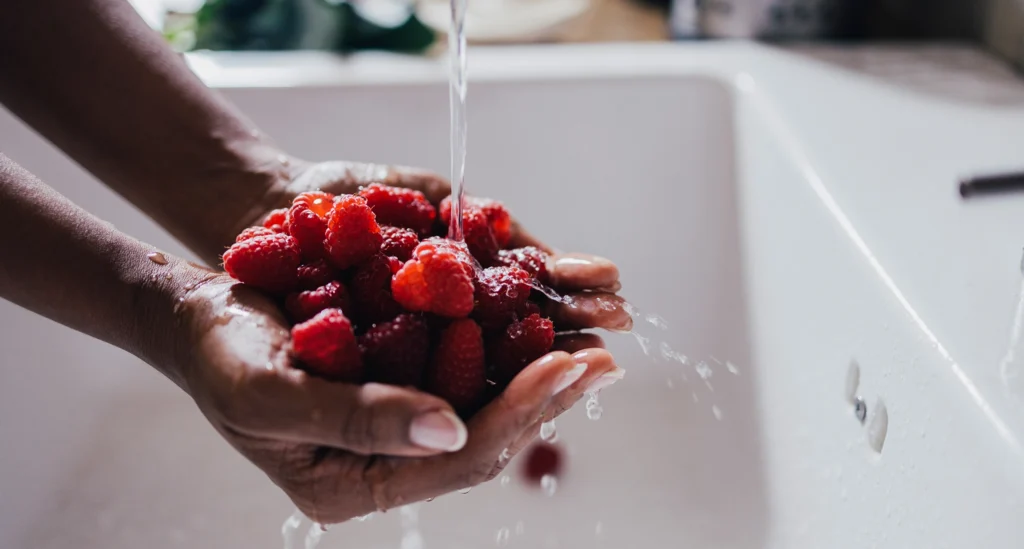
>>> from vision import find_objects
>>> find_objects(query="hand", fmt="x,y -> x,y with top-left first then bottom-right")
174,272 -> 623,524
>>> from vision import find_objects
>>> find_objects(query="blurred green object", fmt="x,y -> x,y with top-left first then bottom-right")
186,0 -> 436,53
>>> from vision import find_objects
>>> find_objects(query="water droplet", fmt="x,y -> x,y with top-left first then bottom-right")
712,405 -> 723,420
726,361 -> 739,375
695,361 -> 713,380
318,523 -> 330,532
177,297 -> 185,303
853,397 -> 867,424
355,512 -> 375,522
183,283 -> 194,291
867,398 -> 889,453
529,281 -> 570,304
539,420 -> 557,441
541,475 -> 558,497
496,527 -> 510,546
147,252 -> 168,265
164,273 -> 173,280
585,392 -> 603,420
515,521 -> 525,535
278,154 -> 290,166
458,487 -> 472,494
595,521 -> 603,536
645,314 -> 669,330
666,378 -> 675,389
500,475 -> 510,487
632,332 -> 654,355
846,360 -> 861,404
621,302 -> 640,318
499,448 -> 511,462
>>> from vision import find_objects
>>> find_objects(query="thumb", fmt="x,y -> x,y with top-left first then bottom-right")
265,376 -> 468,457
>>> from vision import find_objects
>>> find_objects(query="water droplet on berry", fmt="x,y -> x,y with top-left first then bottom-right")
458,487 -> 472,495
496,527 -> 510,546
541,475 -> 558,497
500,475 -> 510,487
539,420 -> 557,442
712,405 -> 723,420
147,252 -> 167,265
585,392 -> 603,420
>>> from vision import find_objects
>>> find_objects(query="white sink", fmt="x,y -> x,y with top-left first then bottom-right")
3,43 -> 1024,548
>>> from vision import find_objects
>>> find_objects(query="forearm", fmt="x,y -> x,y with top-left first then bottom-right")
0,0 -> 292,262
0,154 -> 208,386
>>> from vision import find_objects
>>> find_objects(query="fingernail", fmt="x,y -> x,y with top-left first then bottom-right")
410,410 -> 467,452
586,368 -> 625,393
554,255 -> 612,269
553,362 -> 588,395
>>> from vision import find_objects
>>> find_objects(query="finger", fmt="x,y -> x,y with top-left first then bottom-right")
256,373 -> 468,457
491,349 -> 623,473
543,292 -> 633,332
365,351 -> 584,508
552,332 -> 606,354
546,253 -> 620,291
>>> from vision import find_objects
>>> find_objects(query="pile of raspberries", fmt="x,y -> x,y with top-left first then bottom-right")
222,183 -> 556,416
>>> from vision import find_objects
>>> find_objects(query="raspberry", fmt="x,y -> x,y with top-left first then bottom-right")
522,442 -> 564,485
517,300 -> 542,319
285,281 -> 351,323
428,319 -> 486,414
487,313 -> 555,386
287,192 -> 333,261
392,238 -> 475,318
290,309 -> 363,383
324,195 -> 383,269
262,208 -> 289,232
379,226 -> 419,262
350,254 -> 404,325
235,226 -> 275,243
295,259 -> 337,290
461,208 -> 500,266
497,247 -> 550,284
440,196 -> 512,248
473,266 -> 533,330
359,183 -> 437,237
222,233 -> 300,293
360,314 -> 431,387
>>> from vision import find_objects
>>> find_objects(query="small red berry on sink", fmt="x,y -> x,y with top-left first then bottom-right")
392,238 -> 476,318
291,308 -> 363,382
522,442 -> 563,484
324,195 -> 383,269
359,183 -> 437,237
222,232 -> 301,293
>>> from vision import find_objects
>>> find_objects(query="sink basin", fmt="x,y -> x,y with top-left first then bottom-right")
3,43 -> 1024,548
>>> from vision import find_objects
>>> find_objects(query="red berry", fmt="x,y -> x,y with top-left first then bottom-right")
291,309 -> 363,382
522,442 -> 563,484
379,226 -> 419,262
440,196 -> 512,248
324,195 -> 383,269
222,233 -> 300,293
287,192 -> 333,261
462,208 -> 500,266
360,314 -> 431,387
285,281 -> 351,323
350,254 -> 404,325
236,226 -> 276,243
295,259 -> 337,290
497,247 -> 550,284
262,208 -> 289,232
473,266 -> 533,330
392,238 -> 476,318
517,300 -> 542,319
488,314 -> 555,385
359,183 -> 437,237
428,319 -> 486,414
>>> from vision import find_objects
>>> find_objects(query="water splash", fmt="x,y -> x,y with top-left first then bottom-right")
539,420 -> 557,442
446,0 -> 469,241
281,509 -> 325,549
401,505 -> 425,549
585,392 -> 603,421
530,280 -> 573,305
540,475 -> 558,497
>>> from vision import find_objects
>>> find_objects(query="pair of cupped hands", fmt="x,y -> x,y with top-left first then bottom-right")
176,159 -> 631,524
